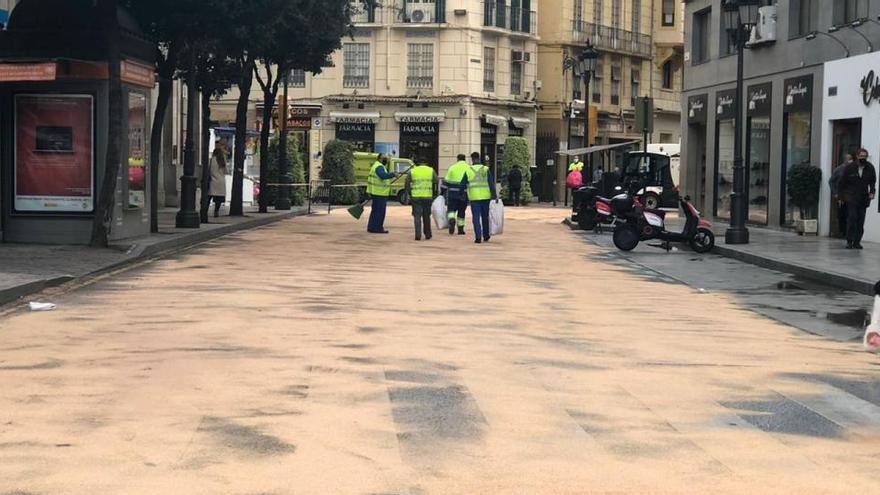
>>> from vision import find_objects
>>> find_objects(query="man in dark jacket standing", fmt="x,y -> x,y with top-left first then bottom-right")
839,148 -> 877,249
507,165 -> 523,206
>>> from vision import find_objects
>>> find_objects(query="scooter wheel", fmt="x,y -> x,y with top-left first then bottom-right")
613,225 -> 640,251
578,209 -> 598,231
690,227 -> 715,253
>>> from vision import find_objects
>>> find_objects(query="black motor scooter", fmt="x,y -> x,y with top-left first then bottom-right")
612,195 -> 715,253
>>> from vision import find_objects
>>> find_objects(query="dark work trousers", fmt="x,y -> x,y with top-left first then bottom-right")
837,201 -> 848,238
447,195 -> 468,229
471,200 -> 491,241
411,198 -> 433,240
367,194 -> 388,233
509,187 -> 521,206
846,204 -> 867,246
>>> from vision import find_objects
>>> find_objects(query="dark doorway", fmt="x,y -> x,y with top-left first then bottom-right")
400,122 -> 440,171
830,118 -> 861,237
481,123 -> 498,178
688,124 -> 708,214
536,132 -> 559,202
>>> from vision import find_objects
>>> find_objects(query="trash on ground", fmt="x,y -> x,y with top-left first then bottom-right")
29,302 -> 57,312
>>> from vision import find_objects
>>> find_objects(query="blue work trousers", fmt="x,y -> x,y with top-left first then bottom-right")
470,200 -> 491,241
368,195 -> 388,232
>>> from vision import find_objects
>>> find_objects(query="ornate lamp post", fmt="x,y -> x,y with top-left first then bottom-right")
563,41 -> 600,161
722,0 -> 759,245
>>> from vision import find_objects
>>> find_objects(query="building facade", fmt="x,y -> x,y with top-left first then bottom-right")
682,0 -> 880,239
535,0 -> 684,201
215,0 -> 539,184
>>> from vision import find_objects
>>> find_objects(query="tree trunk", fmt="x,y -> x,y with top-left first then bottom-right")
90,0 -> 122,247
230,58 -> 255,216
258,86 -> 277,213
200,90 -> 213,223
149,63 -> 173,233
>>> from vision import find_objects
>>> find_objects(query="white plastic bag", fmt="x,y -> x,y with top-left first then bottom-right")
865,294 -> 880,352
432,195 -> 448,230
489,199 -> 504,236
29,302 -> 57,312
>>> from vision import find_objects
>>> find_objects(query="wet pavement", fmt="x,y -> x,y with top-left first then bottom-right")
580,227 -> 874,342
0,206 -> 879,494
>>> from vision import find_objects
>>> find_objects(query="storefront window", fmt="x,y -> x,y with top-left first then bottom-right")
782,75 -> 813,226
783,113 -> 811,224
127,92 -> 147,209
715,120 -> 734,219
336,122 -> 375,152
747,117 -> 770,224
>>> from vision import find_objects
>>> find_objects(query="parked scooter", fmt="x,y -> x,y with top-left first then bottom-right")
612,195 -> 715,253
572,185 -> 621,231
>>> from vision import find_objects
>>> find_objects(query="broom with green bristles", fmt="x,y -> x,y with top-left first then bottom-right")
347,166 -> 413,219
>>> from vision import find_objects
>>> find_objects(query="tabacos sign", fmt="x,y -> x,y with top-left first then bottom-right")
861,70 -> 880,106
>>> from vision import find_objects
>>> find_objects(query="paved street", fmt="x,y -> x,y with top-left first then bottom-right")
2,206 -> 880,494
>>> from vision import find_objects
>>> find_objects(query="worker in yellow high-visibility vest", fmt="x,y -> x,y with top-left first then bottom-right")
464,152 -> 498,244
367,154 -> 397,234
568,156 -> 584,172
404,163 -> 438,241
444,154 -> 471,235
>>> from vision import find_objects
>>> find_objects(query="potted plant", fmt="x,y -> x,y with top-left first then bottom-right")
787,162 -> 822,235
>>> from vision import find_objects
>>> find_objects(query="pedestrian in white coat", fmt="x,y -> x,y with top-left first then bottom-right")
208,140 -> 229,217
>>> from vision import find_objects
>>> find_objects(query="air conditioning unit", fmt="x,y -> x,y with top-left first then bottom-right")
407,0 -> 435,23
512,51 -> 531,63
747,5 -> 777,46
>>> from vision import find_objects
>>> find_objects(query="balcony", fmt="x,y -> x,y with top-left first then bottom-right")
483,2 -> 537,36
572,20 -> 652,58
407,76 -> 433,89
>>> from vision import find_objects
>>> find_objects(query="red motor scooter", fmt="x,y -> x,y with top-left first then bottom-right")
612,195 -> 715,253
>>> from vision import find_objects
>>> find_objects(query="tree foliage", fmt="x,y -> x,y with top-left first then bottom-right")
500,137 -> 533,205
321,140 -> 359,204
266,133 -> 306,206
787,162 -> 822,219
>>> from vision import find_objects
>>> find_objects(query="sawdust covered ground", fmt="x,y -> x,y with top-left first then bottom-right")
0,205 -> 878,494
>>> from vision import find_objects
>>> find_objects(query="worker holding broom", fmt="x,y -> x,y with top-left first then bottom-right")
367,154 -> 397,234
444,154 -> 471,235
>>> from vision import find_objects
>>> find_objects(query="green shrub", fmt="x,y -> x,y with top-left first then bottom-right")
266,133 -> 306,206
500,137 -> 533,205
320,140 -> 359,204
787,162 -> 822,219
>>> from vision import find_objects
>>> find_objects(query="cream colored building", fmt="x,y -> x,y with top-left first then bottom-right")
215,0 -> 539,183
535,0 -> 683,198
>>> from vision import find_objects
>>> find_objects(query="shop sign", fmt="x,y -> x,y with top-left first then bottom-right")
0,62 -> 56,82
14,94 -> 94,213
288,117 -> 313,130
687,94 -> 707,124
290,106 -> 321,117
400,122 -> 439,136
716,89 -> 737,120
861,70 -> 880,107
121,60 -> 155,88
481,125 -> 497,137
395,112 -> 446,123
747,83 -> 772,117
508,123 -> 525,137
337,122 -> 374,134
784,75 -> 812,112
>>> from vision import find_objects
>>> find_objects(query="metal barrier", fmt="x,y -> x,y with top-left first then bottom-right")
259,180 -> 368,214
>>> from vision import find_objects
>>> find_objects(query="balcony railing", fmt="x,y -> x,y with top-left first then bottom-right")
572,20 -> 652,58
407,76 -> 434,89
343,75 -> 369,88
483,2 -> 537,35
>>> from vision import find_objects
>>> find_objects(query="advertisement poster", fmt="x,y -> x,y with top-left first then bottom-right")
128,93 -> 147,208
15,95 -> 94,212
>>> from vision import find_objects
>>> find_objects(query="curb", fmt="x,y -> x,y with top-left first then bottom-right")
713,245 -> 874,296
0,209 -> 309,307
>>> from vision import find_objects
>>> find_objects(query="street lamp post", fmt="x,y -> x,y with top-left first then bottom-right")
563,41 -> 600,175
722,0 -> 759,245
